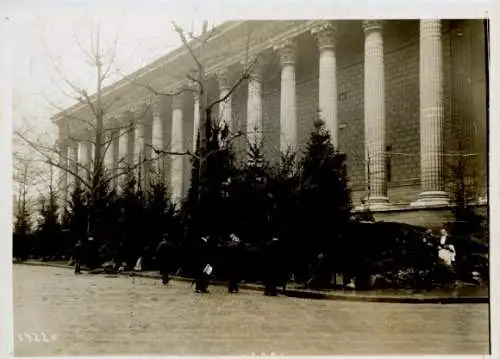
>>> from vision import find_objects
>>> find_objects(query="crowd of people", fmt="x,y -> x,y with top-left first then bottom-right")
71,232 -> 288,296
15,216 -> 481,292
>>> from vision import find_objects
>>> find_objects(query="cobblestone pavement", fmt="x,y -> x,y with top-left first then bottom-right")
13,265 -> 490,356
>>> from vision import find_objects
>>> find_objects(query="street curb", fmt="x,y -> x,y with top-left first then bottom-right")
15,261 -> 489,304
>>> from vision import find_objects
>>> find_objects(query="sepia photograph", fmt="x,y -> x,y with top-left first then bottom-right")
6,1 -> 493,357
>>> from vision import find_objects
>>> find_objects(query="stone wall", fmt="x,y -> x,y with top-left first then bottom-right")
59,20 -> 488,228
179,19 -> 487,212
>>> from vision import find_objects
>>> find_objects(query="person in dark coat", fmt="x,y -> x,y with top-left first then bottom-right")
194,236 -> 211,293
156,236 -> 175,284
263,237 -> 281,296
86,237 -> 98,270
73,239 -> 84,274
306,252 -> 329,289
227,233 -> 243,293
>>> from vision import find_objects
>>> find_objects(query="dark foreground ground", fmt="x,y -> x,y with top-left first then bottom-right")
13,265 -> 490,356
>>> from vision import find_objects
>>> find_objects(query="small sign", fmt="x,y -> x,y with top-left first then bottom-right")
203,264 -> 213,276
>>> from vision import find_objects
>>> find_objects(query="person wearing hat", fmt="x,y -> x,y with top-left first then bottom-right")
73,239 -> 84,274
195,235 -> 211,293
263,236 -> 281,296
156,234 -> 175,285
86,237 -> 98,270
227,233 -> 243,293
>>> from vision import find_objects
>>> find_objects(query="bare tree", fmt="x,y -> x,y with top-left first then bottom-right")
14,21 -> 149,233
17,19 -> 269,227
444,122 -> 484,228
136,20 -> 262,205
12,116 -> 53,225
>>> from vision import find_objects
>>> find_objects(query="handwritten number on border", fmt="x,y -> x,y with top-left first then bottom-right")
17,333 -> 57,343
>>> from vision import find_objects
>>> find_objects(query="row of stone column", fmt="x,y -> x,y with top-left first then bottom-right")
306,19 -> 447,208
59,19 -> 448,209
233,19 -> 448,208
359,19 -> 448,208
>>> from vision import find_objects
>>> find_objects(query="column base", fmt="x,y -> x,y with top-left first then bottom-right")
410,191 -> 449,208
367,196 -> 391,210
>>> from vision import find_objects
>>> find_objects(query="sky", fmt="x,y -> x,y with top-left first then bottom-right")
10,5 -> 219,137
2,0 -> 497,197
6,0 -> 494,137
5,1 -> 226,203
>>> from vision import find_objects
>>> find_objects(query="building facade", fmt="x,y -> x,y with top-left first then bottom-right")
52,19 -> 488,229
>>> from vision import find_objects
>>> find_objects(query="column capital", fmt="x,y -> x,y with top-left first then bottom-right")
311,20 -> 337,51
243,54 -> 266,81
216,68 -> 232,91
104,116 -> 118,131
68,138 -> 80,149
172,92 -> 184,110
57,121 -> 69,139
81,127 -> 93,139
55,138 -> 68,151
420,19 -> 442,37
130,103 -> 146,123
274,38 -> 297,66
362,20 -> 383,34
103,130 -> 114,142
114,111 -> 128,129
150,95 -> 162,114
187,76 -> 201,98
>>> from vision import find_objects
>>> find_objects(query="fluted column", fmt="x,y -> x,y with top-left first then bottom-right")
89,142 -> 96,177
103,125 -> 119,190
312,21 -> 339,146
192,92 -> 201,152
217,68 -> 232,133
133,107 -> 146,189
412,19 -> 449,207
171,93 -> 184,206
111,129 -> 120,190
363,20 -> 389,208
246,55 -> 264,152
77,137 -> 91,184
103,130 -> 114,174
68,140 -> 82,195
275,39 -> 298,155
126,116 -> 135,176
57,139 -> 69,215
151,96 -> 164,180
118,118 -> 131,188
142,112 -> 153,192
68,141 -> 79,192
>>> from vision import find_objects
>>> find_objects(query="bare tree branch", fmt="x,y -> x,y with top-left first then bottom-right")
171,21 -> 204,71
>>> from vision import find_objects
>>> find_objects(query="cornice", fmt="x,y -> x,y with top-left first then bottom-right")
51,21 -> 245,124
56,20 -> 317,125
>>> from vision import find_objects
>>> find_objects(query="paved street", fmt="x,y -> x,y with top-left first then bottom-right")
13,264 -> 489,356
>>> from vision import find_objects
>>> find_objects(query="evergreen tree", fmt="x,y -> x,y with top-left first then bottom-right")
66,187 -> 88,239
265,150 -> 302,276
183,121 -> 237,247
143,178 -> 180,269
182,129 -> 201,245
298,119 -> 352,261
13,197 -> 32,261
36,191 -> 60,260
14,199 -> 32,237
268,151 -> 300,240
92,174 -> 116,239
231,143 -> 273,244
116,172 -> 143,267
447,154 -> 489,281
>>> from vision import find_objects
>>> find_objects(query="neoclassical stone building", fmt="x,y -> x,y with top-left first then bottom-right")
52,19 -> 488,229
